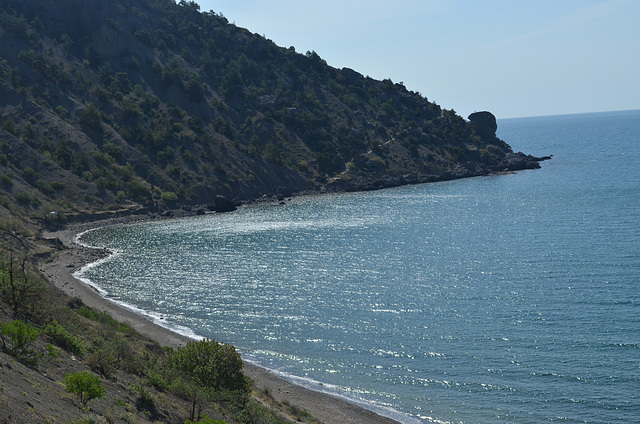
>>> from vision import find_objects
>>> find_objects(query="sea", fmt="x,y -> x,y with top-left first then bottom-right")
75,109 -> 640,424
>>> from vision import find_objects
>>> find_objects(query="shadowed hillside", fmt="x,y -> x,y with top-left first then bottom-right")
0,0 -> 543,229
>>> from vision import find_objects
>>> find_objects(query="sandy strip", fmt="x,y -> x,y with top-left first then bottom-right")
39,220 -> 405,424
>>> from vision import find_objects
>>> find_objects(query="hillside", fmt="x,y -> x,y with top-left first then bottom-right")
0,0 -> 545,231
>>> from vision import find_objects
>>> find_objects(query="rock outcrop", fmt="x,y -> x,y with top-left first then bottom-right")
208,196 -> 237,213
468,111 -> 498,138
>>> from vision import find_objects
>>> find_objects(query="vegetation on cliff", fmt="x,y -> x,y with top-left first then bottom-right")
0,0 -> 541,232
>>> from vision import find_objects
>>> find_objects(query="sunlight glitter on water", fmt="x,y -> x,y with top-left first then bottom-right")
77,111 -> 640,423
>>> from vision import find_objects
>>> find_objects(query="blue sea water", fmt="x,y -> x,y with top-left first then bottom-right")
77,110 -> 640,424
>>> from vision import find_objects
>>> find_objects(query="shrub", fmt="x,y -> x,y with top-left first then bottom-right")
170,339 -> 248,421
15,191 -> 32,205
54,105 -> 67,117
88,346 -> 117,378
78,104 -> 103,133
184,77 -> 205,102
0,254 -> 44,315
132,381 -> 157,414
146,370 -> 170,391
22,167 -> 37,184
50,181 -> 66,191
171,339 -> 248,394
126,180 -> 152,202
77,306 -> 132,333
182,150 -> 196,162
1,117 -> 17,135
46,343 -> 59,358
36,179 -> 54,195
0,174 -> 13,187
161,191 -> 178,202
43,320 -> 86,356
134,29 -> 152,45
64,371 -> 105,406
0,320 -> 40,364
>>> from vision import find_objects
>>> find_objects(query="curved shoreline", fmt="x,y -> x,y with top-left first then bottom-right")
40,217 -> 409,424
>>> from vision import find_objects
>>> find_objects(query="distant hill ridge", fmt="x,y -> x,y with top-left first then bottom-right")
0,0 -> 545,227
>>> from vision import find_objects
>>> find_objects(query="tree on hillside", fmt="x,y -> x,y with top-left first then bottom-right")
170,338 -> 248,421
77,103 -> 103,133
64,371 -> 106,406
0,319 -> 40,365
0,253 -> 44,317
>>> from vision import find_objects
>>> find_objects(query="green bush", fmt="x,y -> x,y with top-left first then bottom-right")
126,180 -> 152,202
170,339 -> 249,421
146,370 -> 170,391
45,343 -> 59,358
15,191 -> 32,205
171,339 -> 248,394
64,371 -> 105,406
77,104 -> 103,133
87,345 -> 117,378
1,117 -> 17,135
134,29 -> 152,45
43,320 -> 86,356
0,254 -> 44,315
161,191 -> 178,202
22,167 -> 37,183
0,174 -> 12,187
36,179 -> 54,195
77,307 -> 132,333
54,105 -> 67,117
0,319 -> 40,364
131,381 -> 157,415
50,180 -> 66,191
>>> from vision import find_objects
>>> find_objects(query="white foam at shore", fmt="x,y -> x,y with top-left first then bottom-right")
73,229 -> 205,342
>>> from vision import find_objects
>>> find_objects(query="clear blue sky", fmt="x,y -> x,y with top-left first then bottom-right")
194,0 -> 640,119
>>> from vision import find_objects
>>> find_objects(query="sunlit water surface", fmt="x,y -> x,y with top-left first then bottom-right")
77,110 -> 640,424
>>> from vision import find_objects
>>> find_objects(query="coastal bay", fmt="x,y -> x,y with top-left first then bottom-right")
40,220 -> 404,424
66,110 -> 640,424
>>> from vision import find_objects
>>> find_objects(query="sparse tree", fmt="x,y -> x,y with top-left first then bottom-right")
64,371 -> 105,406
0,253 -> 43,317
0,319 -> 40,364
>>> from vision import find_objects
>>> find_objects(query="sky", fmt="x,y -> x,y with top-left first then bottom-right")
194,0 -> 640,119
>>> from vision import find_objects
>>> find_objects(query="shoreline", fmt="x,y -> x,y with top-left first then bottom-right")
39,215 -> 407,424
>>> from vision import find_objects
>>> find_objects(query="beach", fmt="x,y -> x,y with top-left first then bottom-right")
39,218 -> 403,424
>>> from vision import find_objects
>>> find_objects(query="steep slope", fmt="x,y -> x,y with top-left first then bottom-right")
0,0 -> 544,227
